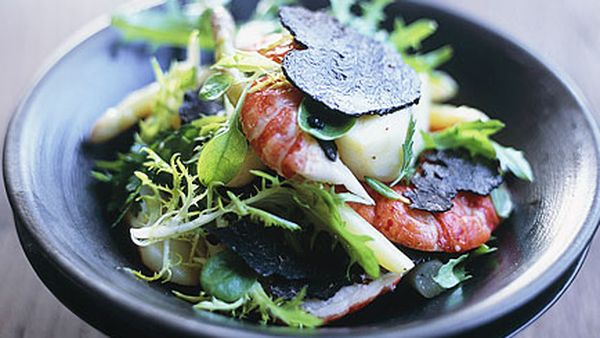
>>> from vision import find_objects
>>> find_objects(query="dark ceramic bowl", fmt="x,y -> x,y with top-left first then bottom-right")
4,1 -> 600,337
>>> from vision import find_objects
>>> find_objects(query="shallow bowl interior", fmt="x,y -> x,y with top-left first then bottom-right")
4,1 -> 600,337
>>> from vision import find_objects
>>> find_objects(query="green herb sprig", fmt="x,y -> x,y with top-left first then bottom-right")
391,114 -> 417,186
389,17 -> 453,73
365,177 -> 410,204
407,244 -> 497,299
364,114 -> 416,202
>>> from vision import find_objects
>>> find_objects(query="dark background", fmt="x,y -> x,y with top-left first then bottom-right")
1,1 -> 599,337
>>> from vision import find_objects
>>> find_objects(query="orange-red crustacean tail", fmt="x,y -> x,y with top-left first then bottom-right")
239,39 -> 374,204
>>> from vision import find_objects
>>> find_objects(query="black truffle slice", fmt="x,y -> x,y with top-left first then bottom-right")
178,89 -> 224,124
209,219 -> 313,279
404,150 -> 504,212
266,230 -> 359,300
279,6 -> 421,116
209,218 -> 355,299
279,6 -> 347,49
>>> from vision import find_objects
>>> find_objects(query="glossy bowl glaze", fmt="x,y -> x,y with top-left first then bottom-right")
4,1 -> 600,337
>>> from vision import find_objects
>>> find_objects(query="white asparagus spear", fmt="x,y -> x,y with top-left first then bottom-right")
430,104 -> 490,131
90,83 -> 159,143
89,32 -> 206,143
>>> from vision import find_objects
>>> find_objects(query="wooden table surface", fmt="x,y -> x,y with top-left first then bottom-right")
1,1 -> 599,337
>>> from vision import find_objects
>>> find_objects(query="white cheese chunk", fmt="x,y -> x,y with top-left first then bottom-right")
337,74 -> 431,182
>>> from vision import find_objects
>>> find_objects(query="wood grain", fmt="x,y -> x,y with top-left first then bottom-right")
0,1 -> 598,337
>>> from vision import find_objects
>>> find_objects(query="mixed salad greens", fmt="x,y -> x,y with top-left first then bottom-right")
91,0 -> 532,328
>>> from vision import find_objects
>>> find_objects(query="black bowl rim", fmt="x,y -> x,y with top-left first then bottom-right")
4,1 -> 600,337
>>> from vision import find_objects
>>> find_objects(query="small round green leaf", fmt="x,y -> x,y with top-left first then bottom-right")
200,251 -> 256,302
297,100 -> 356,141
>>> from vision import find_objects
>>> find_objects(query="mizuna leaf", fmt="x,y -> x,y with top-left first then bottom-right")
432,254 -> 471,289
493,142 -> 534,181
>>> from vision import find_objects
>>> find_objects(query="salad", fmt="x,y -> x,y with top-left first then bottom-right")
90,0 -> 533,328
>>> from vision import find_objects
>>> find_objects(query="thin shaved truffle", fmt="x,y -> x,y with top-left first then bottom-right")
405,150 -> 503,212
209,219 -> 313,279
209,218 -> 355,299
279,6 -> 421,116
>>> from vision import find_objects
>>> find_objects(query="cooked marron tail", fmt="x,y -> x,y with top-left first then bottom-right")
239,39 -> 373,203
302,273 -> 402,323
350,185 -> 500,253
